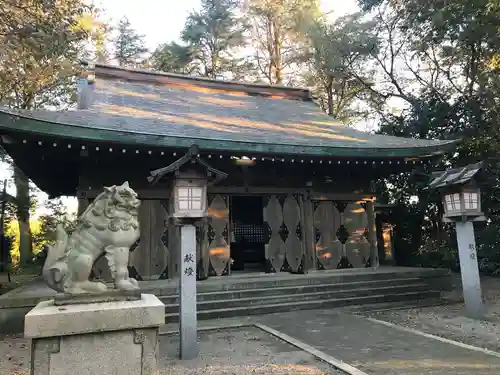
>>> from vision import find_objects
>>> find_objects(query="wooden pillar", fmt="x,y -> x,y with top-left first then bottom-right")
297,194 -> 308,273
77,196 -> 90,217
77,173 -> 91,217
302,195 -> 316,272
196,219 -> 209,280
168,199 -> 181,279
365,201 -> 379,268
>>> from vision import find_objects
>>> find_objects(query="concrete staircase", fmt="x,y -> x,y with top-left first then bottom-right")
161,268 -> 449,322
0,267 -> 451,333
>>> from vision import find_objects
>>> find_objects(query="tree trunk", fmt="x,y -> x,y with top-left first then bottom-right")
14,166 -> 32,265
326,78 -> 334,116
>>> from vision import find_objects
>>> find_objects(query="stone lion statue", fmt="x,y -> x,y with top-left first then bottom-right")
42,181 -> 141,294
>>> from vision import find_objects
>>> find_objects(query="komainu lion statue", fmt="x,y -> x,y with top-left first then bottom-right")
42,181 -> 141,294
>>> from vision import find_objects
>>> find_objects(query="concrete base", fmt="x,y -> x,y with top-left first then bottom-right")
24,293 -> 165,375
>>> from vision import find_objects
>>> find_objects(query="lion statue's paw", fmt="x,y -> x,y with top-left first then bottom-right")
115,279 -> 140,291
66,280 -> 108,294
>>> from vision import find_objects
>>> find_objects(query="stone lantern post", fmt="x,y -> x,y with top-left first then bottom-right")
426,161 -> 485,318
148,144 -> 227,359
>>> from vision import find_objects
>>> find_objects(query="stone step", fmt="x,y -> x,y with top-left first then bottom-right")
164,290 -> 442,323
145,268 -> 450,295
159,277 -> 427,305
344,297 -> 450,314
162,283 -> 431,313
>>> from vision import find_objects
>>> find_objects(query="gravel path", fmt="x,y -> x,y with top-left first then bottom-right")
1,333 -> 28,375
363,274 -> 500,351
1,327 -> 342,375
160,327 -> 341,374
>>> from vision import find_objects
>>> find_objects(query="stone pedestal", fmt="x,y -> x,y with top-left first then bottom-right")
24,293 -> 165,375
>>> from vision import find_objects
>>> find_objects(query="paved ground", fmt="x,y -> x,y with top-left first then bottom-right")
161,307 -> 500,375
256,309 -> 500,375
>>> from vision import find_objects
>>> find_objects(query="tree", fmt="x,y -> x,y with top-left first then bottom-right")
180,0 -> 249,79
352,0 -> 500,272
246,0 -> 322,84
149,42 -> 195,74
35,198 -> 76,246
303,13 -> 377,123
113,16 -> 148,67
0,0 -> 92,266
77,9 -> 113,63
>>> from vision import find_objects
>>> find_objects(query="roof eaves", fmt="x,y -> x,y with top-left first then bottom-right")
0,109 -> 459,158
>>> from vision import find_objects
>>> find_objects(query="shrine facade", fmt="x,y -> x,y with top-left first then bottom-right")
0,64 -> 457,281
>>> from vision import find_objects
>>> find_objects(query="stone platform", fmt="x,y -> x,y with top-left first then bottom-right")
0,267 -> 452,334
25,293 -> 164,375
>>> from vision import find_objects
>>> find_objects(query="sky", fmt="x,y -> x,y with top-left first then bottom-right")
97,0 -> 361,51
2,0 -> 362,214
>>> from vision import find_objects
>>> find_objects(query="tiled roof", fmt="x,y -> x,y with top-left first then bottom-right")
427,162 -> 483,189
0,64 -> 458,158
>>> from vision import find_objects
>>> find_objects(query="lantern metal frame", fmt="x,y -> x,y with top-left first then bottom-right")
171,171 -> 208,218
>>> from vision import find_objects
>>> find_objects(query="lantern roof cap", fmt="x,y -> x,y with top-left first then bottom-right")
427,161 -> 483,190
147,144 -> 228,185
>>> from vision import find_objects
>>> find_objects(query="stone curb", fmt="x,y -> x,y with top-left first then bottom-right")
254,323 -> 369,375
160,322 -> 251,336
160,322 -> 369,375
367,317 -> 500,359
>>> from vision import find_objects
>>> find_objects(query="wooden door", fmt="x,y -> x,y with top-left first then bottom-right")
282,194 -> 305,272
126,200 -> 153,280
126,200 -> 170,280
149,200 -> 170,279
207,194 -> 230,276
263,195 -> 286,272
262,194 -> 306,273
313,201 -> 342,270
196,223 -> 209,279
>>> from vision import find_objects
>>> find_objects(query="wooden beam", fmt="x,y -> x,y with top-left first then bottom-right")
208,186 -> 308,195
78,188 -> 171,200
308,192 -> 377,202
79,186 -> 377,201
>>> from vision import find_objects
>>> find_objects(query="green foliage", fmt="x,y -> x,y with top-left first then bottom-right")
0,0 -> 92,109
302,13 -> 377,122
180,0 -> 249,79
113,16 -> 148,67
150,42 -> 196,74
77,9 -> 113,63
0,0 -> 93,267
4,198 -> 74,274
34,198 -> 76,247
247,0 -> 322,84
360,0 -> 500,274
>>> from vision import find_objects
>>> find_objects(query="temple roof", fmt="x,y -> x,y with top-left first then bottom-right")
0,64 -> 458,158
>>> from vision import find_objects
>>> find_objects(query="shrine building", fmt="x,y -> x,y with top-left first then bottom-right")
0,64 -> 457,282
